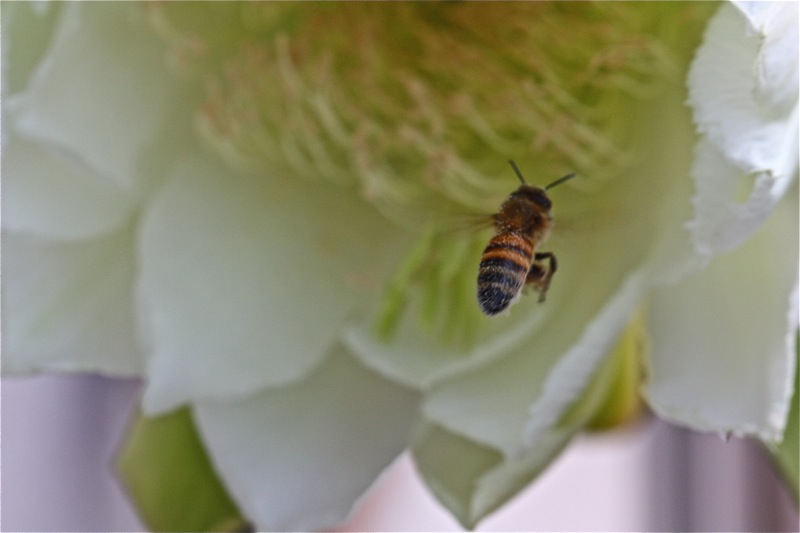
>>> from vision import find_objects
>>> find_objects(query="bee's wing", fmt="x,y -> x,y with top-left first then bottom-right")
440,213 -> 495,236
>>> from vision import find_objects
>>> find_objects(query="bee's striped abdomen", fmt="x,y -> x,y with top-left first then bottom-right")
477,233 -> 534,316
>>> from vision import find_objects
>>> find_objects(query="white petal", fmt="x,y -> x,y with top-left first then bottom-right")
687,3 -> 798,253
647,187 -> 798,442
2,135 -> 139,240
193,346 -> 420,531
138,158 -> 405,413
689,3 -> 799,174
4,2 -> 180,190
2,230 -> 143,376
731,1 -> 799,113
688,137 -> 795,254
522,273 -> 647,447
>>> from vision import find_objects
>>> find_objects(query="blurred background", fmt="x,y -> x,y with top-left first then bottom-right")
2,374 -> 797,532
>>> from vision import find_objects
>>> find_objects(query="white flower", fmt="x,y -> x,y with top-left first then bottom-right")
2,2 -> 796,530
647,0 -> 798,442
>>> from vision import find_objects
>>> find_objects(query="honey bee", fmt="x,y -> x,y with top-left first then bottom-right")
477,161 -> 575,316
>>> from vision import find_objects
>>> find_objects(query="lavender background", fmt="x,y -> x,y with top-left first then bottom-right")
2,374 -> 797,531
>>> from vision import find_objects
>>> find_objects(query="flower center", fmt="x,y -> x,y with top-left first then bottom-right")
151,2 -> 715,344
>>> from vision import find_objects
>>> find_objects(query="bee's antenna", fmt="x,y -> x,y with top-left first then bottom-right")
508,160 -> 526,185
545,172 -> 576,190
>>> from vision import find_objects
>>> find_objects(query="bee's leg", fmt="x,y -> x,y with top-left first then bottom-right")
526,252 -> 557,302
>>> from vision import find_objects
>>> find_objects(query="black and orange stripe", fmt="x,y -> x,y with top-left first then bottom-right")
476,233 -> 534,316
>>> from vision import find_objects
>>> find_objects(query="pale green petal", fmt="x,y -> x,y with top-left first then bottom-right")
343,285 -> 557,391
2,136 -> 139,240
420,337 -> 558,454
192,345 -> 420,531
1,2 -> 62,96
647,184 -> 798,442
411,422 -> 572,529
137,157 -> 406,413
4,2 -> 180,190
2,230 -> 142,376
411,423 -> 502,526
687,3 -> 798,254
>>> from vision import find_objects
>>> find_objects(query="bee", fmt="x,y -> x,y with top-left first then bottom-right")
477,160 -> 575,316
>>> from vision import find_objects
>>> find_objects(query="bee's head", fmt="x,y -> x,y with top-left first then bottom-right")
506,160 -> 574,211
510,185 -> 552,210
